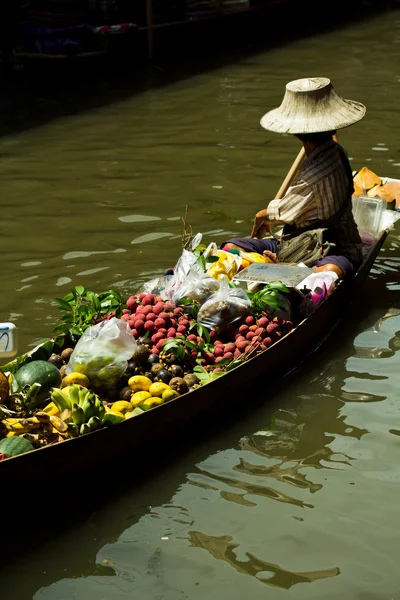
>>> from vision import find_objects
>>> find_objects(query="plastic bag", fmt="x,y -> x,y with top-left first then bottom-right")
164,242 -> 219,305
136,275 -> 173,298
197,276 -> 252,332
170,265 -> 219,305
67,317 -> 137,395
296,271 -> 338,298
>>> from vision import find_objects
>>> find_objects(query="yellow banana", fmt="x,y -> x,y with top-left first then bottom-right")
49,415 -> 68,433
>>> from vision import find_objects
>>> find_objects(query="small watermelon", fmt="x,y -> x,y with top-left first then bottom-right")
15,360 -> 62,404
0,436 -> 35,457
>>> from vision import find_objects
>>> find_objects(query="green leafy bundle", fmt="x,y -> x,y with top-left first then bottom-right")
53,286 -> 123,340
246,281 -> 289,317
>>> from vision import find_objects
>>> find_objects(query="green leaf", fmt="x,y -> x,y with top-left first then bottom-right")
53,298 -> 73,311
53,324 -> 70,334
268,281 -> 289,293
202,327 -> 211,344
212,357 -> 231,366
177,344 -> 185,361
163,340 -> 178,352
75,285 -> 85,296
206,255 -> 219,263
183,340 -> 197,350
227,360 -> 244,371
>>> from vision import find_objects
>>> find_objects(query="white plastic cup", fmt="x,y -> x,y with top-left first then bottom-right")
0,323 -> 18,360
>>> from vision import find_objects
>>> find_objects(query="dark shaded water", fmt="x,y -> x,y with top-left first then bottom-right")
2,4 -> 400,599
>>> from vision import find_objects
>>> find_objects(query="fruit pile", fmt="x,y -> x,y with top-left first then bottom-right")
119,292 -> 293,367
120,293 -> 191,354
0,280 -> 296,459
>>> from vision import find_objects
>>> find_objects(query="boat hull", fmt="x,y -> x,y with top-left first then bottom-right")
0,228 -> 389,495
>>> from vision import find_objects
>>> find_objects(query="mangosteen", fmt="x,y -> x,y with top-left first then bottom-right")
184,374 -> 200,387
120,386 -> 133,401
162,353 -> 179,366
138,336 -> 151,346
61,347 -> 74,362
148,354 -> 160,364
150,363 -> 164,377
169,377 -> 189,395
127,359 -> 143,375
48,354 -> 64,369
130,344 -> 150,363
60,364 -> 68,379
144,371 -> 154,382
155,369 -> 173,384
169,364 -> 184,378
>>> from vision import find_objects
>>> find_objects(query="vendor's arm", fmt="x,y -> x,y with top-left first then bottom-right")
251,180 -> 315,237
266,180 -> 315,225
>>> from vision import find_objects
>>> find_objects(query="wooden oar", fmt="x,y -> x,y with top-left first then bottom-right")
275,146 -> 306,200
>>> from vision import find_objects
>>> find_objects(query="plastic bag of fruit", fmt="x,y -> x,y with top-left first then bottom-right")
164,247 -> 219,305
197,276 -> 252,333
67,317 -> 137,394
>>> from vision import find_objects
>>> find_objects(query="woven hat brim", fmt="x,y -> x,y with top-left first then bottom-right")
260,99 -> 366,134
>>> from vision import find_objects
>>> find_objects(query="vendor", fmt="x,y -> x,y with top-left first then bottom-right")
222,77 -> 365,280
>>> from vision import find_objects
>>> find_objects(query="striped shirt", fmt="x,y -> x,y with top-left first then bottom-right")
267,140 -> 363,265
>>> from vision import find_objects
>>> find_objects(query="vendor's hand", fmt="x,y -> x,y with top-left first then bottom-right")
251,209 -> 270,238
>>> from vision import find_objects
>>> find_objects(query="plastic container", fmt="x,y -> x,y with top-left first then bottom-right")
0,323 -> 18,360
352,195 -> 386,237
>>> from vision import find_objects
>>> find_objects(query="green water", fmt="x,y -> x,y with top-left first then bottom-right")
2,5 -> 400,599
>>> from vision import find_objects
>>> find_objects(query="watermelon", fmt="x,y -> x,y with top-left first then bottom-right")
0,436 -> 35,457
15,360 -> 62,404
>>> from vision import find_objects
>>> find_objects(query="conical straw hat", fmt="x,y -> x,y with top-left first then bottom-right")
260,77 -> 366,134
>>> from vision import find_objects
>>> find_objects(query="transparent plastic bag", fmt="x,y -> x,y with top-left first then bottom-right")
197,275 -> 252,332
164,238 -> 219,305
67,317 -> 137,395
136,275 -> 173,298
171,265 -> 219,304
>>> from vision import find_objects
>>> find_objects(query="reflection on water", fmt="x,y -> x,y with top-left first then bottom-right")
1,5 -> 400,600
187,531 -> 340,589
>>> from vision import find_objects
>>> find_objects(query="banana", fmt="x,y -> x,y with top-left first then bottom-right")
3,418 -> 41,432
87,416 -> 101,431
50,388 -> 71,412
49,415 -> 68,434
78,385 -> 89,408
80,423 -> 91,436
35,412 -> 51,423
94,397 -> 105,419
71,404 -> 85,427
67,423 -> 79,437
81,398 -> 95,421
68,384 -> 81,408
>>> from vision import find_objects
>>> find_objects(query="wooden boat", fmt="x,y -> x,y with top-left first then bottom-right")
1,185 -> 397,497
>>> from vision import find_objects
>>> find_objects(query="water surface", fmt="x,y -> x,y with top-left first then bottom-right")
1,5 -> 400,599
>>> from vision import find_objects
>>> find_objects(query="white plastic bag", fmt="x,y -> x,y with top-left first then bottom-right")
197,276 -> 252,332
67,317 -> 137,394
296,271 -> 338,297
164,242 -> 219,305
